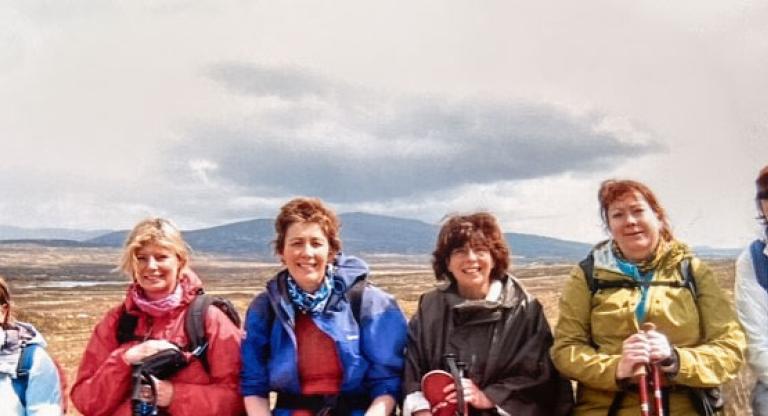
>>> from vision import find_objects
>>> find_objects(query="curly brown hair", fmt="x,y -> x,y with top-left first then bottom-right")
432,212 -> 510,283
274,197 -> 342,256
598,179 -> 673,242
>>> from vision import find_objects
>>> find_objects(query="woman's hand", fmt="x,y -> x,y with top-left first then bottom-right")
645,328 -> 672,362
616,332 -> 651,379
123,339 -> 179,365
442,378 -> 494,410
152,377 -> 174,407
244,396 -> 271,416
364,394 -> 396,416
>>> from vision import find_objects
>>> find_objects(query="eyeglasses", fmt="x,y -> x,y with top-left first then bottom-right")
451,246 -> 491,258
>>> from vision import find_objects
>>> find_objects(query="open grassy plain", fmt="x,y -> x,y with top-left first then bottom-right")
0,245 -> 754,415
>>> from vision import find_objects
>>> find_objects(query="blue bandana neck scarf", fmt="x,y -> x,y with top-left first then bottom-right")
286,272 -> 334,315
611,240 -> 670,323
615,258 -> 654,323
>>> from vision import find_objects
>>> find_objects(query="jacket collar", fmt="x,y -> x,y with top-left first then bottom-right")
591,240 -> 625,275
438,274 -> 521,309
267,253 -> 369,320
591,239 -> 692,276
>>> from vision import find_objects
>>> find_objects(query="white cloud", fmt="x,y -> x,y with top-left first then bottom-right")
0,0 -> 766,248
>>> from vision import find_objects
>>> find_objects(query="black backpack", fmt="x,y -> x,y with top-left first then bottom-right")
116,288 -> 241,372
578,253 -> 696,297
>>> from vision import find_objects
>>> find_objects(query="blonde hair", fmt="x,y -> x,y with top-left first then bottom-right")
119,218 -> 190,280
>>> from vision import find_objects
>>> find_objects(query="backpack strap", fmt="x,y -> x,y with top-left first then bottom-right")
678,257 -> 697,299
750,239 -> 768,291
185,289 -> 211,357
578,254 -> 597,295
184,289 -> 242,373
12,343 -> 38,408
347,278 -> 367,324
116,305 -> 140,345
579,254 -> 696,296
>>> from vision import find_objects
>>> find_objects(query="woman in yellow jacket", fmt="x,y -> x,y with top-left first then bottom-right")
551,179 -> 745,415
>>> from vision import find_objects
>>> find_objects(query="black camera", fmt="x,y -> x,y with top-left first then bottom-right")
131,348 -> 189,416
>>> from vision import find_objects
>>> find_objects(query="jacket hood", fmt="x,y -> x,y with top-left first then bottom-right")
592,239 -> 692,276
123,267 -> 204,312
1,321 -> 47,349
16,321 -> 47,347
330,252 -> 369,288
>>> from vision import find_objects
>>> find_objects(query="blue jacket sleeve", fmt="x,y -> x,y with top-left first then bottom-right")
359,286 -> 407,400
240,293 -> 272,398
26,346 -> 63,416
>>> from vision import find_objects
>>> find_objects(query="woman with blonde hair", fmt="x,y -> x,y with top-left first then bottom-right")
71,218 -> 244,416
1,275 -> 62,416
552,179 -> 745,415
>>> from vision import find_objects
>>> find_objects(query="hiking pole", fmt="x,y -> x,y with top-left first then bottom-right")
444,354 -> 467,416
634,359 -> 651,416
640,322 -> 664,416
650,360 -> 664,416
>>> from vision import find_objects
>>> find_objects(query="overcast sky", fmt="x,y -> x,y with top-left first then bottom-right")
1,1 -> 767,248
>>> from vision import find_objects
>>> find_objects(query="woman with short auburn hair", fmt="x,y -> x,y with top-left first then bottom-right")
552,179 -> 746,415
403,212 -> 573,416
241,197 -> 407,416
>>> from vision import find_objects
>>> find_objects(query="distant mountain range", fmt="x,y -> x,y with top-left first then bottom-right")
0,225 -> 110,241
0,213 -> 741,260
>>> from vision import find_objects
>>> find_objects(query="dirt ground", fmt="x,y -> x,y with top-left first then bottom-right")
0,245 -> 754,415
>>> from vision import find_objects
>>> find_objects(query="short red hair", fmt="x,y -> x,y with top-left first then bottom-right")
274,197 -> 342,256
598,179 -> 673,242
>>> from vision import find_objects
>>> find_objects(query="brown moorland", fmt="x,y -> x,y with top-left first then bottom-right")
0,245 -> 754,415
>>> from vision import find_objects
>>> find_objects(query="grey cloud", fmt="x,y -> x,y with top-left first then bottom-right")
173,63 -> 664,203
206,63 -> 347,100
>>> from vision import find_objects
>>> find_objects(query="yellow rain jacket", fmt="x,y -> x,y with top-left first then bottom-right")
551,240 -> 745,415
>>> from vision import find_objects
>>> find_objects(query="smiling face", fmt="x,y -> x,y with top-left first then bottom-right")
134,243 -> 182,300
447,244 -> 494,299
607,191 -> 663,262
280,221 -> 333,293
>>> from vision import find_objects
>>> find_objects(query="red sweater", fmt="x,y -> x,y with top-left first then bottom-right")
296,312 -> 343,395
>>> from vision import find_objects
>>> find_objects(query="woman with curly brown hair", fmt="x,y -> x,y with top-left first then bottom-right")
403,212 -> 573,416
